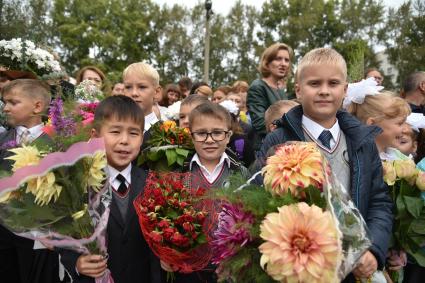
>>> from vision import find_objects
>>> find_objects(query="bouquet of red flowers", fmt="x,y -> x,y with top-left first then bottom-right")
134,172 -> 213,273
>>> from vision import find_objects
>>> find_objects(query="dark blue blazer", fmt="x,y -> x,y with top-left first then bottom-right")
258,105 -> 393,272
60,166 -> 162,283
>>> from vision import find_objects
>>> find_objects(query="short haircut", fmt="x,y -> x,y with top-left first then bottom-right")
215,85 -> 232,95
190,81 -> 208,95
75,66 -> 106,85
402,71 -> 425,96
265,100 -> 299,128
1,79 -> 51,109
178,77 -> 192,89
347,91 -> 411,124
195,85 -> 213,97
365,67 -> 382,78
296,48 -> 347,82
123,62 -> 160,86
231,80 -> 249,93
189,101 -> 231,130
258,43 -> 294,78
180,94 -> 208,107
93,95 -> 145,131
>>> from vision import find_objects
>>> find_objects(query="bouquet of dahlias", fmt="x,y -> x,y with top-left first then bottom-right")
211,142 -> 370,283
382,156 -> 425,272
134,171 -> 213,274
138,121 -> 194,171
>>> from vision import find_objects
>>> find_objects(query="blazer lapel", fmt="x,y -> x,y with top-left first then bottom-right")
123,167 -> 146,236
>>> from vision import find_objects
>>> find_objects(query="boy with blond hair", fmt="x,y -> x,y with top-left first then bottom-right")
123,62 -> 162,132
264,100 -> 299,132
258,48 -> 393,282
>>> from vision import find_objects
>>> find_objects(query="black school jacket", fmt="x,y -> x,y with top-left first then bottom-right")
60,166 -> 162,283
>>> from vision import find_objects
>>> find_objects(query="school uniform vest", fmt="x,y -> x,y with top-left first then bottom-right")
304,129 -> 351,193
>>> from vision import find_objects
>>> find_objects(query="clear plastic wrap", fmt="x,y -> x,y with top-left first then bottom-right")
0,138 -> 114,282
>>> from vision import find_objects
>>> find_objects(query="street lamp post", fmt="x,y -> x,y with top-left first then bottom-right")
203,0 -> 212,84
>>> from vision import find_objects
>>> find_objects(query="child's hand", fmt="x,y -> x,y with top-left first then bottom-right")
76,254 -> 107,278
353,251 -> 378,279
387,249 -> 407,271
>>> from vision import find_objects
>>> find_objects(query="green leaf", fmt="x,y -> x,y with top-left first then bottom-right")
404,196 -> 423,219
175,148 -> 190,157
165,149 -> 177,166
410,218 -> 425,235
305,186 -> 326,209
147,150 -> 162,161
408,248 -> 425,267
176,155 -> 185,166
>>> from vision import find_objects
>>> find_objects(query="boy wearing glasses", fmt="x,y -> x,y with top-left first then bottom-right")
171,102 -> 249,283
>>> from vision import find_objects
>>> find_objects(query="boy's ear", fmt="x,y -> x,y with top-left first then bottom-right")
91,128 -> 100,138
365,117 -> 374,125
295,83 -> 302,101
33,100 -> 44,114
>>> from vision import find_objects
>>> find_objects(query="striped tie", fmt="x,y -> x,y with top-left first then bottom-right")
318,130 -> 332,150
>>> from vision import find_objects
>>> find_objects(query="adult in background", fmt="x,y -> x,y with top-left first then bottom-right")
365,67 -> 384,86
160,84 -> 181,107
111,82 -> 125,96
75,65 -> 110,95
401,71 -> 425,114
178,77 -> 192,99
247,43 -> 293,150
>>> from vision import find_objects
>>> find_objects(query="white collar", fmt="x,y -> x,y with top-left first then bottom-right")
189,152 -> 230,174
144,112 -> 159,132
107,164 -> 132,190
16,124 -> 44,143
302,115 -> 340,141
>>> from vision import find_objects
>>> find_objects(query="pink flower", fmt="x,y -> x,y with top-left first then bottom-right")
259,203 -> 341,283
262,142 -> 325,199
211,203 -> 255,264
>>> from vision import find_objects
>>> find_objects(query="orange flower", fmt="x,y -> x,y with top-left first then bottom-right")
259,203 -> 341,283
262,142 -> 325,198
162,120 -> 177,132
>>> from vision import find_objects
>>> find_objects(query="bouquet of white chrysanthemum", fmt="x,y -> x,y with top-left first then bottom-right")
75,80 -> 104,103
0,38 -> 63,79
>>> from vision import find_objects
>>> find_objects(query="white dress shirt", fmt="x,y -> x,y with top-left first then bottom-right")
190,152 -> 231,183
107,164 -> 132,191
302,115 -> 340,150
144,112 -> 159,132
15,124 -> 44,144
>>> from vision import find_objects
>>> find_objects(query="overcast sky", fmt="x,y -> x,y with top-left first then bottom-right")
153,0 -> 406,15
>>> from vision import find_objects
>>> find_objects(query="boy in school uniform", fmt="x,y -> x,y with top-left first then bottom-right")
60,95 -> 161,283
170,102 -> 249,283
122,62 -> 163,132
0,79 -> 61,283
257,48 -> 393,282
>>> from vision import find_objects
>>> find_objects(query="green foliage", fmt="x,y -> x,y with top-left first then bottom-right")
1,0 -> 415,89
385,0 -> 425,87
390,178 -> 425,266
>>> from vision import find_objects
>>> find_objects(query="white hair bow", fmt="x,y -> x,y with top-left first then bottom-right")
406,113 -> 425,132
343,77 -> 384,109
220,100 -> 239,115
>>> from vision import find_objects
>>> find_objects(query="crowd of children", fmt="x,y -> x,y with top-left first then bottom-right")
1,43 -> 425,283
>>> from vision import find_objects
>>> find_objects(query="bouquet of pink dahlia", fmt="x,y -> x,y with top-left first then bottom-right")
211,142 -> 370,283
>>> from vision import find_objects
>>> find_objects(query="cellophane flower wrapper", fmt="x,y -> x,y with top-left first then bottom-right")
0,138 -> 114,283
210,142 -> 371,282
134,171 -> 215,274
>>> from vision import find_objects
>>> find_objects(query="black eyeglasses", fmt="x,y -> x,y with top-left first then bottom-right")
191,130 -> 230,142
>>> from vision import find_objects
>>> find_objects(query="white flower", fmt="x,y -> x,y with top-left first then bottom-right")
343,77 -> 384,108
406,113 -> 425,132
163,101 -> 182,120
220,100 -> 239,115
